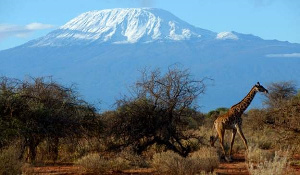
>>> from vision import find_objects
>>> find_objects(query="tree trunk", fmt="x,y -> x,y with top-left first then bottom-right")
48,137 -> 59,161
28,140 -> 37,163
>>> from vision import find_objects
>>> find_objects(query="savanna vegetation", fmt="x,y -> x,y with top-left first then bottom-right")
0,67 -> 299,175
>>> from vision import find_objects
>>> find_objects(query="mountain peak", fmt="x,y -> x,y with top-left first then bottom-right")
28,8 -> 216,47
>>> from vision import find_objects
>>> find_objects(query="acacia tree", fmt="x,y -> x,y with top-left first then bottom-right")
264,81 -> 297,108
0,77 -> 22,148
0,77 -> 98,162
107,67 -> 207,156
262,82 -> 300,142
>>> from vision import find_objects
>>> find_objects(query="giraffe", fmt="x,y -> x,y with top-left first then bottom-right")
210,82 -> 268,161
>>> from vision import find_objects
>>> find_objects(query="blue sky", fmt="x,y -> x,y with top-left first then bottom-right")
0,0 -> 299,50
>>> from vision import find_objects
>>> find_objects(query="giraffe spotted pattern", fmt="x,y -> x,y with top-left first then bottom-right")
210,82 -> 268,162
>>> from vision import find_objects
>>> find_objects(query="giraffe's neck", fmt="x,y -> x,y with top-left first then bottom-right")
231,86 -> 257,114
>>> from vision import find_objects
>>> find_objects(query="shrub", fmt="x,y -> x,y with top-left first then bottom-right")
152,151 -> 190,175
189,147 -> 220,172
75,153 -> 130,174
247,146 -> 290,175
246,146 -> 275,163
117,150 -> 149,168
109,157 -> 131,172
75,153 -> 105,173
152,148 -> 219,175
0,146 -> 23,175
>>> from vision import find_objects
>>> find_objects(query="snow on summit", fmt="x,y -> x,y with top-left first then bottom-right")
29,8 -> 216,46
216,32 -> 239,40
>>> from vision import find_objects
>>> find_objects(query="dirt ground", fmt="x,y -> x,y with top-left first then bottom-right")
214,153 -> 249,175
24,153 -> 300,175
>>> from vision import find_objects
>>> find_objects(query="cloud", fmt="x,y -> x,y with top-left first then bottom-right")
25,23 -> 54,30
266,53 -> 300,58
0,23 -> 54,40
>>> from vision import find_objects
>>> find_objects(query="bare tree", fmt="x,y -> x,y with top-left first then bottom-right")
107,67 -> 207,156
265,81 -> 297,107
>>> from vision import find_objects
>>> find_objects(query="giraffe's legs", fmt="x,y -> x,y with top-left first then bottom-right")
229,128 -> 237,156
210,134 -> 219,147
236,125 -> 248,150
216,127 -> 226,156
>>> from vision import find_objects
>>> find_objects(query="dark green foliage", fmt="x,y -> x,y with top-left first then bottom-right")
204,107 -> 229,126
0,77 -> 99,162
206,107 -> 229,118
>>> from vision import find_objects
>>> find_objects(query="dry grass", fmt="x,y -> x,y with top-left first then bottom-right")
75,153 -> 130,174
246,146 -> 291,175
0,146 -> 23,175
117,150 -> 149,168
152,151 -> 191,175
246,146 -> 275,163
246,128 -> 274,150
152,147 -> 219,175
199,172 -> 217,175
56,138 -> 105,163
189,147 -> 220,172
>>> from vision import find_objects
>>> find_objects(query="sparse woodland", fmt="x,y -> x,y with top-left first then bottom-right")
0,67 -> 299,175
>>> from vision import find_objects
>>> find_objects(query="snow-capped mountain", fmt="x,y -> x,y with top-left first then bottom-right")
1,8 -> 300,112
28,8 -> 215,47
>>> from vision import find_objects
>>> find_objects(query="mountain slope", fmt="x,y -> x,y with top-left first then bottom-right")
26,8 -> 215,47
1,8 -> 300,112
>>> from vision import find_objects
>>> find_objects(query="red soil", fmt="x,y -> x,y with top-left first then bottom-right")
24,153 -> 300,175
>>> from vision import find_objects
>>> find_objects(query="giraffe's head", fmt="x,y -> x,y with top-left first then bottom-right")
254,82 -> 268,94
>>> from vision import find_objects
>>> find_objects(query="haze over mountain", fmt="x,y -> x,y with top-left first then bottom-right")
1,8 -> 300,111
